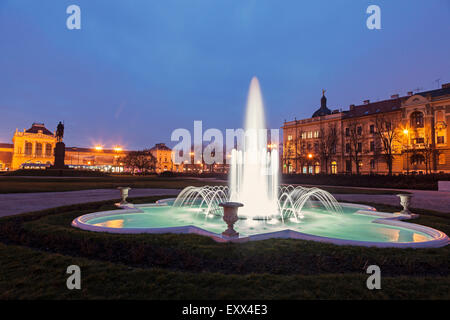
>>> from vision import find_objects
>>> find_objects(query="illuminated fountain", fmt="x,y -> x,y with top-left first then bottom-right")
72,77 -> 449,248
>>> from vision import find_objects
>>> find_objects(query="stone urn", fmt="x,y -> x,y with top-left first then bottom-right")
397,194 -> 412,215
219,202 -> 243,239
117,187 -> 131,205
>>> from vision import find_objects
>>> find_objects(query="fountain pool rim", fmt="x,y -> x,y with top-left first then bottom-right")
71,198 -> 449,248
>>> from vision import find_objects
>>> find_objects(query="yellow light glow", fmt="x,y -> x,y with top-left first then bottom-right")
95,145 -> 103,151
403,129 -> 409,135
114,146 -> 122,152
308,153 -> 313,159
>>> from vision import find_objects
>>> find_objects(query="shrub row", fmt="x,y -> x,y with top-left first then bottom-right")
282,173 -> 450,190
0,198 -> 449,277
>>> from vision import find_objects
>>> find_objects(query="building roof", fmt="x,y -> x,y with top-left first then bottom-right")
150,143 -> 171,151
0,143 -> 13,149
415,85 -> 450,99
342,98 -> 403,119
25,123 -> 54,136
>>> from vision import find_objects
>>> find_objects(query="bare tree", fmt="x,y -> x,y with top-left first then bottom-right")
374,115 -> 401,175
319,124 -> 338,174
119,150 -> 156,174
346,119 -> 365,174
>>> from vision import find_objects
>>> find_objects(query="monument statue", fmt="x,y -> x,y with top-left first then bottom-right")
53,121 -> 67,169
56,121 -> 64,143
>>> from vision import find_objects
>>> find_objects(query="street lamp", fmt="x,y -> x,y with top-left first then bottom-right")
403,129 -> 409,174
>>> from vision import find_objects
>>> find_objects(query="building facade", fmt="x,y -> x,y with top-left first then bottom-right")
0,123 -> 175,173
282,84 -> 450,174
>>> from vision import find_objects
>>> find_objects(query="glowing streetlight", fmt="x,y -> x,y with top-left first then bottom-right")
94,145 -> 103,151
113,146 -> 123,152
403,129 -> 409,135
307,153 -> 313,159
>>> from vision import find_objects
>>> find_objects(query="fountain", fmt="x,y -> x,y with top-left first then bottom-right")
72,77 -> 449,248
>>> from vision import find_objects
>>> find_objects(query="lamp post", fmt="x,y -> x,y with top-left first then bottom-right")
403,129 -> 409,174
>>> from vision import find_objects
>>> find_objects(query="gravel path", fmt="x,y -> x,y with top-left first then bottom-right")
0,186 -> 448,218
0,188 -> 180,217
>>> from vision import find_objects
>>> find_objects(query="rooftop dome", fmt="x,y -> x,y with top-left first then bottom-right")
312,91 -> 332,117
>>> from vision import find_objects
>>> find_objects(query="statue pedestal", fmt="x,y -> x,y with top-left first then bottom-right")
53,142 -> 67,169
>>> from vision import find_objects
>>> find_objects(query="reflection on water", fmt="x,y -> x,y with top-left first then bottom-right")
86,206 -> 433,243
94,219 -> 124,228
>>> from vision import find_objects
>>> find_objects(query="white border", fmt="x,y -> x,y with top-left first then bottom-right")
71,199 -> 449,248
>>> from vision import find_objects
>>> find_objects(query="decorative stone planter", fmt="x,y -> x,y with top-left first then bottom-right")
397,194 -> 412,215
117,187 -> 131,205
219,202 -> 243,239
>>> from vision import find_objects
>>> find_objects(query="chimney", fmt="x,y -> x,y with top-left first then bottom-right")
407,91 -> 413,96
363,100 -> 370,105
391,94 -> 399,99
349,104 -> 355,110
442,83 -> 450,89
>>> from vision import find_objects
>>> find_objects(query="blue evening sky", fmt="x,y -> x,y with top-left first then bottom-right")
0,0 -> 449,149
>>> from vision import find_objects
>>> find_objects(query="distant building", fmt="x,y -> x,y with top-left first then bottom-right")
0,124 -> 187,173
282,84 -> 450,174
149,143 -> 182,173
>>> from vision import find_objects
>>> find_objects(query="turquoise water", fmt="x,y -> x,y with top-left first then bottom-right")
86,205 -> 432,243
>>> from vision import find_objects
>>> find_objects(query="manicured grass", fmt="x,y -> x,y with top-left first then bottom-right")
1,242 -> 448,299
0,196 -> 448,299
0,175 -> 407,195
0,176 -> 224,193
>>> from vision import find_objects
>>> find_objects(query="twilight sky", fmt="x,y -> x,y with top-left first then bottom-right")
0,0 -> 449,150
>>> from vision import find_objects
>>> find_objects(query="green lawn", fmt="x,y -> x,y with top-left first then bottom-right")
0,196 -> 448,299
0,176 -> 407,195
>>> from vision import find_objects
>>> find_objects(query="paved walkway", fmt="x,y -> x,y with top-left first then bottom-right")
0,188 -> 180,217
0,186 -> 448,218
299,184 -> 450,213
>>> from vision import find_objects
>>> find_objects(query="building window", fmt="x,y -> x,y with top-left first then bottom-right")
346,160 -> 352,172
439,154 -> 446,165
345,143 -> 350,153
411,154 -> 425,165
307,131 -> 312,139
331,161 -> 337,174
369,125 -> 374,134
25,142 -> 32,155
314,162 -> 320,174
385,122 -> 391,130
357,142 -> 362,153
357,126 -> 362,135
345,128 -> 349,136
415,137 -> 424,144
437,136 -> 445,144
370,141 -> 375,152
313,131 -> 319,138
288,135 -> 293,141
411,111 -> 424,128
370,159 -> 375,169
45,144 -> 52,157
35,143 -> 42,156
301,132 -> 307,139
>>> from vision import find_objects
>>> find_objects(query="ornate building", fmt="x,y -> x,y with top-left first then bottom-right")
282,83 -> 450,174
0,123 -> 189,173
149,143 -> 181,173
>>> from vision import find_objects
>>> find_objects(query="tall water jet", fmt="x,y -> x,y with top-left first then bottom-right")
229,77 -> 279,219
